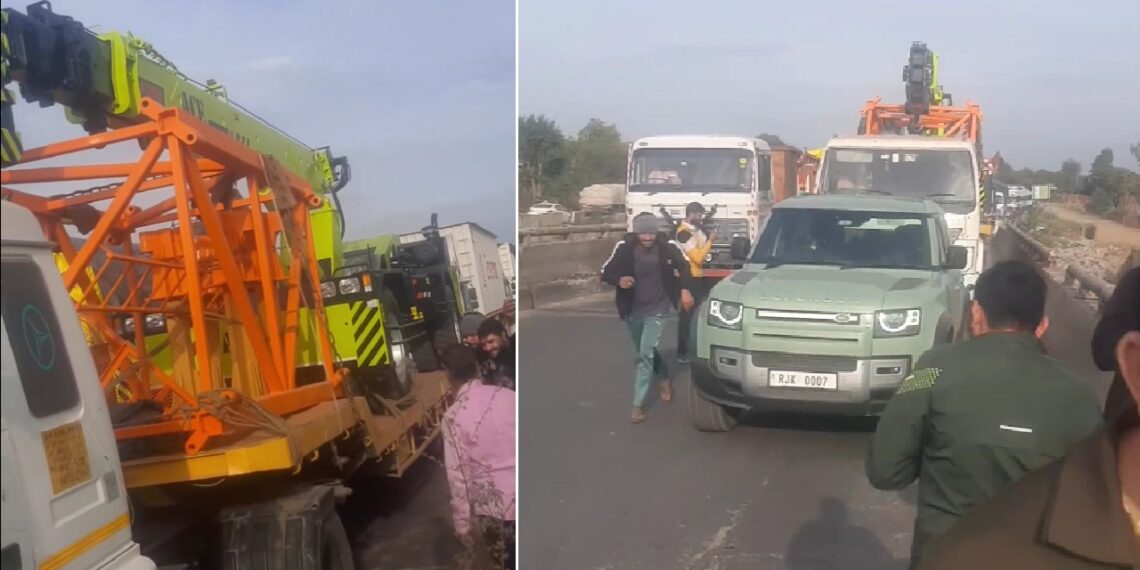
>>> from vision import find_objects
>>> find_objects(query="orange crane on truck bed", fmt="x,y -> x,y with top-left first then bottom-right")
1,3 -> 452,566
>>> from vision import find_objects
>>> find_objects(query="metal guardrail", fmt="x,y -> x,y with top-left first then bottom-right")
1063,264 -> 1115,312
519,223 -> 626,238
1007,224 -> 1051,265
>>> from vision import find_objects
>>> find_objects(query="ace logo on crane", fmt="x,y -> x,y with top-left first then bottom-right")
179,91 -> 253,148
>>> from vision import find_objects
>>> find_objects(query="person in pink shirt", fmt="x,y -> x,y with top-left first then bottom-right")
440,344 -> 516,569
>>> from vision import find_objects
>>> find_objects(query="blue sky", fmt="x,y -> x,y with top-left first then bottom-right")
9,0 -> 517,243
520,0 -> 1140,172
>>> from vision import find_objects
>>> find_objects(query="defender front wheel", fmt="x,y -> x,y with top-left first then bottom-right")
688,377 -> 739,432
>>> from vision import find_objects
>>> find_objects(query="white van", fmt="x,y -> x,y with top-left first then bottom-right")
1,201 -> 154,569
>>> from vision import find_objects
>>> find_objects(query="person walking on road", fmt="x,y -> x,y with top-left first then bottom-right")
440,345 -> 516,569
916,264 -> 1140,569
865,260 -> 1103,567
675,201 -> 716,364
601,212 -> 695,423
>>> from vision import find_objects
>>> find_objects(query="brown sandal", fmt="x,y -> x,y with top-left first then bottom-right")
659,383 -> 673,403
631,407 -> 646,423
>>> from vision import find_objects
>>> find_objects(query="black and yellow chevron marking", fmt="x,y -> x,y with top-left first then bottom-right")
978,186 -> 985,209
1,11 -> 20,167
351,301 -> 389,368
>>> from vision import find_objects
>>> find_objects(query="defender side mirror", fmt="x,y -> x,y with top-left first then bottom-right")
945,246 -> 968,270
730,236 -> 751,261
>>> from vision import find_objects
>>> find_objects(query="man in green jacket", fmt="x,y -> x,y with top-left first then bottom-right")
866,260 -> 1103,566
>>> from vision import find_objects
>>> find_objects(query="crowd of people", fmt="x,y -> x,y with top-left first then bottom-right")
439,298 -> 518,569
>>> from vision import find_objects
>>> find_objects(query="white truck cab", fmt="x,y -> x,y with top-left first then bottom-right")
1,201 -> 154,570
625,135 -> 774,277
816,135 -> 986,292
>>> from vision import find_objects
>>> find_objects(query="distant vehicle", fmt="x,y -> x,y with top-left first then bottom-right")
579,183 -> 626,212
399,222 -> 511,316
528,201 -> 569,215
817,136 -> 985,294
624,135 -> 801,278
689,194 -> 969,431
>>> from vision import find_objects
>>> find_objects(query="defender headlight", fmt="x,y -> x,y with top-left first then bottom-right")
320,281 -> 337,299
338,277 -> 361,295
874,308 -> 921,337
707,299 -> 743,330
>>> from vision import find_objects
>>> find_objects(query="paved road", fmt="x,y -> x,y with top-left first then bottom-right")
519,230 -> 1112,570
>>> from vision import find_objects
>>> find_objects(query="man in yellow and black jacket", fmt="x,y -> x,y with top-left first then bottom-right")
675,202 -> 715,364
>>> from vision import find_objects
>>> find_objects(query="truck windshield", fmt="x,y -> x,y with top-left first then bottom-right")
629,148 -> 754,193
750,208 -> 937,270
820,148 -> 976,214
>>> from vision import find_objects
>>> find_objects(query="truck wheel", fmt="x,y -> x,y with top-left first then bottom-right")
688,377 -> 739,432
379,288 -> 414,399
411,334 -> 441,372
218,485 -> 356,570
321,512 -> 355,570
432,293 -> 462,355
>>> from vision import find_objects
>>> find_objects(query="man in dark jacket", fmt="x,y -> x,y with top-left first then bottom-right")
917,264 -> 1139,569
866,260 -> 1103,566
601,212 -> 694,423
1098,266 -> 1140,421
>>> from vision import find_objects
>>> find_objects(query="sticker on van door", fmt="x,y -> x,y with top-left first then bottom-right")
41,422 -> 92,494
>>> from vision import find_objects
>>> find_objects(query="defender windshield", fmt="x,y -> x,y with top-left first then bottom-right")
820,148 -> 976,214
629,148 -> 754,193
750,208 -> 938,270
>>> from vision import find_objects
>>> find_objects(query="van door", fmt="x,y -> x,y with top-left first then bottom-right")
1,252 -> 142,569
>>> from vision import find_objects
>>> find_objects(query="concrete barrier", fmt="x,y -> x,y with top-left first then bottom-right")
518,238 -> 619,309
1064,264 -> 1115,312
520,212 -> 571,229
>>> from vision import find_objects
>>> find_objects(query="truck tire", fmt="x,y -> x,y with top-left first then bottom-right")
378,287 -> 414,400
320,512 -> 354,570
218,485 -> 356,570
432,287 -> 462,355
688,377 -> 739,432
411,333 -> 441,372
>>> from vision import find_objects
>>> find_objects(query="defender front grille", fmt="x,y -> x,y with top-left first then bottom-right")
750,351 -> 859,373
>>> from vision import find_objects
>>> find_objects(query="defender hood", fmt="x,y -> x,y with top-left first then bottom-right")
717,265 -> 941,313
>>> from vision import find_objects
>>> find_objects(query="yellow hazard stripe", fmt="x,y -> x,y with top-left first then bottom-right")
2,128 -> 21,165
39,513 -> 131,570
350,302 -> 388,367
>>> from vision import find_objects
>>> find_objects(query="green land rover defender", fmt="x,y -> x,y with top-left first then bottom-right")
690,194 -> 970,431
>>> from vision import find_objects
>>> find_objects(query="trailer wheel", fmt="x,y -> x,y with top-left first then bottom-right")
688,377 -> 739,432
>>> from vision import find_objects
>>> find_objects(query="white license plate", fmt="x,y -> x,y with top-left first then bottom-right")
768,370 -> 838,390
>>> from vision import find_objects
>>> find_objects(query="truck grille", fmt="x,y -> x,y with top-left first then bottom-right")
750,351 -> 859,373
707,218 -> 749,245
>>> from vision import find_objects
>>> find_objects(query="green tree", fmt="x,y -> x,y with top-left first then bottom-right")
568,118 -> 626,187
756,133 -> 788,147
1131,142 -> 1139,169
1091,148 -> 1115,180
518,115 -> 566,209
1060,159 -> 1081,194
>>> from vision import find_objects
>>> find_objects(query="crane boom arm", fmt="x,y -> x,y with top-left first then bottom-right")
0,1 -> 349,201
